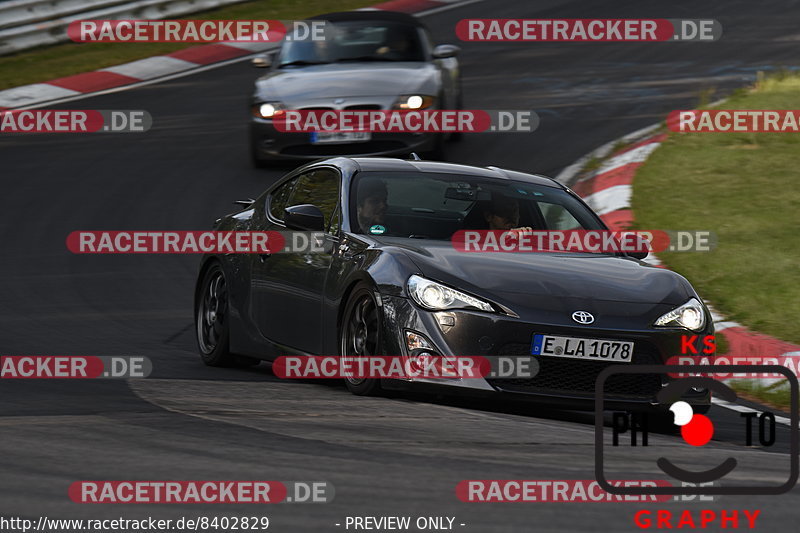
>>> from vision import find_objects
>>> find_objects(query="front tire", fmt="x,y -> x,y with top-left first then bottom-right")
340,283 -> 383,396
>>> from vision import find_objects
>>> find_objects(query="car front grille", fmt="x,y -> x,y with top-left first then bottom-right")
296,105 -> 383,111
344,104 -> 382,110
487,343 -> 664,398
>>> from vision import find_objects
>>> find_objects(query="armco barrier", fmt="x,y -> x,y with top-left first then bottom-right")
0,0 -> 250,55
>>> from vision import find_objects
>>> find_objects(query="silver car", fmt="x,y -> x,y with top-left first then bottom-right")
249,11 -> 462,167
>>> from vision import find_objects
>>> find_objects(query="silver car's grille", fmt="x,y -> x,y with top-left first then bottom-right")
344,104 -> 382,110
296,105 -> 383,111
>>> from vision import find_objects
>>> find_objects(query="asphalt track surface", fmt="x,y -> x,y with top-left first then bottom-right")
1,0 -> 799,531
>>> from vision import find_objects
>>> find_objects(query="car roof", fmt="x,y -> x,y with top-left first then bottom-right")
345,157 -> 564,189
310,11 -> 426,27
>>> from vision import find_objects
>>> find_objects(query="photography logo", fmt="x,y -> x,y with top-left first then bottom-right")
594,365 -> 798,495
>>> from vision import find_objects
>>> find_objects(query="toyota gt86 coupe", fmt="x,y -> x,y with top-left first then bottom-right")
195,156 -> 713,415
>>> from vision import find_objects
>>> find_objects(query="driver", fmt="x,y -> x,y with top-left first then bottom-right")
376,26 -> 412,59
357,180 -> 388,233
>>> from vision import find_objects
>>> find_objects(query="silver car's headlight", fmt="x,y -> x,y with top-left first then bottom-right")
392,95 -> 435,110
407,275 -> 493,312
252,101 -> 286,119
654,298 -> 706,331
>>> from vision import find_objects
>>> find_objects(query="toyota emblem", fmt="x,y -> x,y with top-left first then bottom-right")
572,311 -> 595,324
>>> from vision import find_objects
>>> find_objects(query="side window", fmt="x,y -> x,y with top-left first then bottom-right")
328,205 -> 341,235
285,168 -> 341,231
268,177 -> 298,221
539,202 -> 583,230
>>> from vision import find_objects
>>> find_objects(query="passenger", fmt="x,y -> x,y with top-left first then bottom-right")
483,195 -> 532,232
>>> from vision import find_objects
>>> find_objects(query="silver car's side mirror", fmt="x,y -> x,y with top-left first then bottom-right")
432,44 -> 460,59
251,55 -> 272,68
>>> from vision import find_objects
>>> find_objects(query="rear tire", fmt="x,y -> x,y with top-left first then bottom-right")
196,263 -> 236,366
340,283 -> 383,396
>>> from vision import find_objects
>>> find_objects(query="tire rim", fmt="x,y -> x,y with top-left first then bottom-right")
197,270 -> 227,354
342,294 -> 379,386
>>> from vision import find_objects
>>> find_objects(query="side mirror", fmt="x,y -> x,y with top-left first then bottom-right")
284,204 -> 325,231
432,44 -> 460,59
627,235 -> 651,260
251,55 -> 272,68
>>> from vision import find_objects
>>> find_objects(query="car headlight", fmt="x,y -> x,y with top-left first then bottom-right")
392,95 -> 435,110
654,298 -> 706,331
252,101 -> 286,119
407,275 -> 493,312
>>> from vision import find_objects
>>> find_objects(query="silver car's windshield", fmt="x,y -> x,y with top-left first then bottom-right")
279,21 -> 426,66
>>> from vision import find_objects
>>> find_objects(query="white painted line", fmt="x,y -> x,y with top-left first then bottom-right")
594,141 -> 662,175
11,52 -> 266,110
582,185 -> 631,215
643,255 -> 662,266
219,41 -> 280,53
101,56 -> 199,81
555,122 -> 661,185
0,83 -> 80,108
416,0 -> 485,16
712,397 -> 792,427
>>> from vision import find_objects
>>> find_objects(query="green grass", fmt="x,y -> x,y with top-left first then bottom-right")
729,380 -> 793,411
0,0 -> 375,91
633,74 -> 800,345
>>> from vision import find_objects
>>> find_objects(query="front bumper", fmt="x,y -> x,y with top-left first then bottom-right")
250,119 -> 439,161
378,295 -> 712,412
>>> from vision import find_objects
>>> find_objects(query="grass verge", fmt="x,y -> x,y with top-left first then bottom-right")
729,380 -> 793,412
633,73 -> 800,345
0,0 -> 375,91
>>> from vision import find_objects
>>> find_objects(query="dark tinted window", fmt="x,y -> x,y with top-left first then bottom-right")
279,21 -> 425,66
285,168 -> 341,230
268,177 -> 298,221
350,171 -> 603,239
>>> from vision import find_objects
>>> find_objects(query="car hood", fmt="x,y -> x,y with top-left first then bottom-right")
254,62 -> 438,101
379,239 -> 695,306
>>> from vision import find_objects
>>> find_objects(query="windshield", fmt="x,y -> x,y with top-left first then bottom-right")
278,21 -> 426,66
350,171 -> 605,241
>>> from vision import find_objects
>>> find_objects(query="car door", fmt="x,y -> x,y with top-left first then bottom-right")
252,166 -> 341,354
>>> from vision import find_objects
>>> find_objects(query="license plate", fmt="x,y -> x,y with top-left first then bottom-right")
310,131 -> 371,144
531,334 -> 633,363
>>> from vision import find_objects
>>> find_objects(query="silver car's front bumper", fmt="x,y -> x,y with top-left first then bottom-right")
250,119 -> 440,161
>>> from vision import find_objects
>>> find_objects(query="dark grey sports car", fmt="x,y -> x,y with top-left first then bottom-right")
248,11 -> 461,166
195,156 -> 712,414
